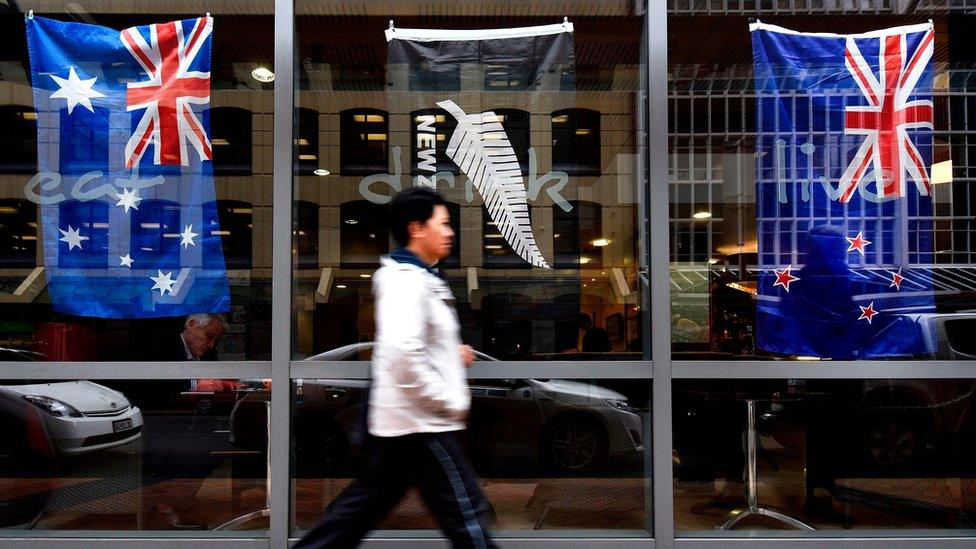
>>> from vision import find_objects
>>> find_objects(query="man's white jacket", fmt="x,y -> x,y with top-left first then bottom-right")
368,256 -> 471,437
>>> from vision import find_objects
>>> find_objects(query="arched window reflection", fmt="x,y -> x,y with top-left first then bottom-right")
340,200 -> 389,267
297,107 -> 319,174
553,201 -> 603,269
0,199 -> 37,267
482,292 -> 533,358
131,199 -> 181,270
56,200 -> 108,268
295,200 -> 319,268
209,107 -> 253,175
483,209 -> 534,269
552,108 -> 601,175
207,200 -> 252,269
340,108 -> 388,175
494,109 -> 530,175
0,106 -> 37,174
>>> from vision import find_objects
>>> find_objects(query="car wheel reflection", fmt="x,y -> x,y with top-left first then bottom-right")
543,416 -> 608,473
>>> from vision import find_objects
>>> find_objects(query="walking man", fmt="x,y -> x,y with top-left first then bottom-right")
295,187 -> 496,548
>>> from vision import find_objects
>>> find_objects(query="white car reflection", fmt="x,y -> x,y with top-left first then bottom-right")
0,349 -> 143,455
294,343 -> 645,474
0,381 -> 144,455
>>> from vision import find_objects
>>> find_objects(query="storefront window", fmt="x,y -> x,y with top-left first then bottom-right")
293,4 -> 647,362
292,376 -> 649,533
0,3 -> 273,361
0,377 -> 270,532
669,7 -> 976,362
674,378 -> 976,531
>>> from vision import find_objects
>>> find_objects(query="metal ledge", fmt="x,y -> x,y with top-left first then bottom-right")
674,360 -> 976,379
292,536 -> 654,548
291,360 -> 653,379
0,361 -> 271,380
0,537 -> 266,548
675,536 -> 976,548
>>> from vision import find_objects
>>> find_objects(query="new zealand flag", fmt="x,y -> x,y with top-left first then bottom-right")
751,21 -> 936,358
27,16 -> 230,318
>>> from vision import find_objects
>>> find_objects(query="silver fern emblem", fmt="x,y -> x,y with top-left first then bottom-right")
437,100 -> 551,269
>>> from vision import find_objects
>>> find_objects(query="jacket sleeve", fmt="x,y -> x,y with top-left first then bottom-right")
375,271 -> 465,420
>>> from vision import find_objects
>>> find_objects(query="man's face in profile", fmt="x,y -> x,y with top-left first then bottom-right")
411,204 -> 454,262
183,319 -> 225,359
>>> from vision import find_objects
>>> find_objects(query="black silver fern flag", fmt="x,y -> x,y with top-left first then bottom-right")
386,22 -> 576,269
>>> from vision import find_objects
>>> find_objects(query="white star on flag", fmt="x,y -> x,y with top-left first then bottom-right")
49,67 -> 105,115
150,270 -> 176,296
119,254 -> 134,268
58,225 -> 88,250
179,225 -> 198,249
114,187 -> 141,213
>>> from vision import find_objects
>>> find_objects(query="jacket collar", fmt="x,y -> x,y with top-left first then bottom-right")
389,247 -> 439,276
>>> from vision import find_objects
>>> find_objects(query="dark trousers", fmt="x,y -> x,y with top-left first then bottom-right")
294,430 -> 497,549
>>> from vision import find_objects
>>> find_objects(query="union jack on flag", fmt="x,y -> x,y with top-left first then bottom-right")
840,27 -> 934,202
27,16 -> 229,319
751,22 -> 936,359
122,17 -> 213,167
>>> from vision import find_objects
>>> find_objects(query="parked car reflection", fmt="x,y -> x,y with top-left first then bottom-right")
229,343 -> 644,477
0,349 -> 143,455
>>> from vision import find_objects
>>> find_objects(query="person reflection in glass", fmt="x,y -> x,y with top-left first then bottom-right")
767,224 -> 861,358
576,313 -> 611,353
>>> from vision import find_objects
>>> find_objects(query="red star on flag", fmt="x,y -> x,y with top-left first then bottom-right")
846,231 -> 871,256
772,265 -> 800,292
858,302 -> 878,324
890,268 -> 904,290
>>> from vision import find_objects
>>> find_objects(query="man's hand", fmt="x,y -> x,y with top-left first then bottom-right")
459,344 -> 475,368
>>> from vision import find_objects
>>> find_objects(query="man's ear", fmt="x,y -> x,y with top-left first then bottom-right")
407,220 -> 425,240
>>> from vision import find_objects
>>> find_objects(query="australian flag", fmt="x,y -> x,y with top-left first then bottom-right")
27,16 -> 230,318
752,21 -> 936,358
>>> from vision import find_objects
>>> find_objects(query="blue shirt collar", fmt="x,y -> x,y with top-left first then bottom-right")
390,247 -> 438,275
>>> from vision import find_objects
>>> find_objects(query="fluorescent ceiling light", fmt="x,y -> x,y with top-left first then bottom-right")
251,67 -> 275,83
932,159 -> 952,185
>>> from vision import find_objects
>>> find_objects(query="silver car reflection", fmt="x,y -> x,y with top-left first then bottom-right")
233,343 -> 644,476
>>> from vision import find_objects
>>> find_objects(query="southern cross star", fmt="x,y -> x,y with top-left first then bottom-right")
845,231 -> 871,256
49,67 -> 105,115
179,225 -> 198,249
150,270 -> 176,296
772,265 -> 800,292
890,267 -> 904,290
58,225 -> 88,250
119,254 -> 134,268
114,187 -> 141,213
858,302 -> 878,324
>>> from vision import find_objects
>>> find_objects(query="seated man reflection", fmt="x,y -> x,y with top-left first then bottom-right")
171,313 -> 239,393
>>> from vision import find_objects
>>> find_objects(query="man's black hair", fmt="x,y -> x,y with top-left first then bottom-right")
390,186 -> 446,247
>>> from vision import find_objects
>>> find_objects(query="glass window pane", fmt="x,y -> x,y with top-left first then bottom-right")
669,8 -> 976,362
294,3 -> 648,363
0,377 -> 269,532
0,3 -> 273,361
675,379 -> 976,533
292,377 -> 649,534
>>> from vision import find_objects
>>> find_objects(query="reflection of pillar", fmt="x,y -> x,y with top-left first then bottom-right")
537,205 -> 554,265
461,206 -> 482,267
